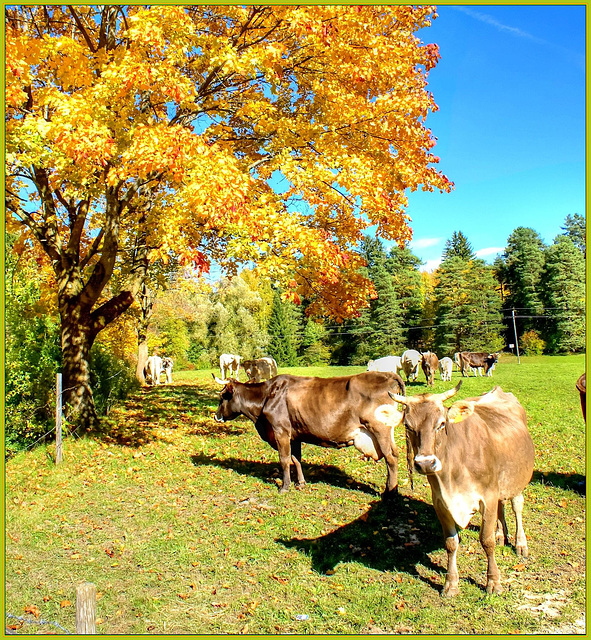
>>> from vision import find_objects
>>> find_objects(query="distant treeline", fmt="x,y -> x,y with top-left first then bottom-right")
5,215 -> 585,453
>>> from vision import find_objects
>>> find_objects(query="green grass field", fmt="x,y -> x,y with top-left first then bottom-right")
5,354 -> 586,634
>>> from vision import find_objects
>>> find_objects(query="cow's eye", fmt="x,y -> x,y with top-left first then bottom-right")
436,419 -> 446,431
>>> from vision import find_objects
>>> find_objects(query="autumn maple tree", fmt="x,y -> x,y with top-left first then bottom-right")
5,5 -> 452,426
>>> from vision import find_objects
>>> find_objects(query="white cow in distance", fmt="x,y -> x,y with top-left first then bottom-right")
367,356 -> 403,375
439,356 -> 453,381
220,353 -> 241,380
162,357 -> 174,384
401,349 -> 421,382
145,354 -> 163,385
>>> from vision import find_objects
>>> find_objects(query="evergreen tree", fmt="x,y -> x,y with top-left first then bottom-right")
500,227 -> 546,334
541,235 -> 586,353
433,257 -> 504,354
560,213 -> 586,257
442,231 -> 475,261
349,236 -> 405,362
267,289 -> 299,366
386,244 -> 425,348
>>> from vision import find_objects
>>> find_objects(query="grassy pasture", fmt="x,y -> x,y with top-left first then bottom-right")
5,354 -> 586,634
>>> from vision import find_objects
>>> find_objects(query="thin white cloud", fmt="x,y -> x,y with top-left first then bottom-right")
475,247 -> 504,258
451,6 -> 544,43
410,237 -> 443,250
420,258 -> 442,273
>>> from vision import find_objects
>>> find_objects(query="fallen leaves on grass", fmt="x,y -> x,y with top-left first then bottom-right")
24,605 -> 40,618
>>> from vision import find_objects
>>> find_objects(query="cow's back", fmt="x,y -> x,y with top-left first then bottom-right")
447,387 -> 534,499
266,372 -> 405,440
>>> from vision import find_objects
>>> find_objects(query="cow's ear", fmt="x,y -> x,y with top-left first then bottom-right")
447,400 -> 475,424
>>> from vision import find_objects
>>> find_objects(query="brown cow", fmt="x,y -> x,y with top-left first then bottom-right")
213,371 -> 405,495
242,357 -> 278,383
390,381 -> 535,596
576,373 -> 586,421
459,352 -> 497,377
421,351 -> 439,387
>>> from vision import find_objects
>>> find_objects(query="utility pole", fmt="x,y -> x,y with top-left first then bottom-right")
511,309 -> 521,364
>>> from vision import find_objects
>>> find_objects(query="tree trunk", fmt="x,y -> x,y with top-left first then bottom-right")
135,282 -> 153,386
61,308 -> 98,429
136,339 -> 149,385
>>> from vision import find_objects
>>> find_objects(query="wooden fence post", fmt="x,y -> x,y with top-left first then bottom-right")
55,373 -> 63,464
76,582 -> 96,634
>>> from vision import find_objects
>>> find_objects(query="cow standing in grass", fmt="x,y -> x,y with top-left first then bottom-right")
220,353 -> 241,380
439,357 -> 453,382
390,382 -> 534,596
401,349 -> 421,382
421,352 -> 439,387
213,371 -> 406,495
145,354 -> 163,385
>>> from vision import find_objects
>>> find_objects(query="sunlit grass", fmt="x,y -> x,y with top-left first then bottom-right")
5,355 -> 585,634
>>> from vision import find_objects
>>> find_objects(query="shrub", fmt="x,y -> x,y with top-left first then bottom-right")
89,344 -> 139,416
520,329 -> 546,356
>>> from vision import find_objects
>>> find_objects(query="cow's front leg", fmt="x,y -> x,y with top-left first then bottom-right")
276,435 -> 292,494
434,504 -> 460,597
290,440 -> 306,488
481,498 -> 502,594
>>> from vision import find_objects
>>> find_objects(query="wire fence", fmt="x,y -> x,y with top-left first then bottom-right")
5,612 -> 72,634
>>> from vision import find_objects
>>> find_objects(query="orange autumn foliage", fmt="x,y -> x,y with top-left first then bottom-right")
6,5 -> 452,321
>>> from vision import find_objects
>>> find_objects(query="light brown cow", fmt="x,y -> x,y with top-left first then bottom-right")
242,357 -> 278,383
390,381 -> 535,597
421,351 -> 439,387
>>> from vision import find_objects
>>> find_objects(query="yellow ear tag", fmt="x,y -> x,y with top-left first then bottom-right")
452,413 -> 464,423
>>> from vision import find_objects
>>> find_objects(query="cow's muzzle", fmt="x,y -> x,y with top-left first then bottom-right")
414,454 -> 442,475
214,414 -> 225,423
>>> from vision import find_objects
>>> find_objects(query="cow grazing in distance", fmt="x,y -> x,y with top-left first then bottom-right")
162,357 -> 174,384
260,356 -> 278,378
242,357 -> 277,383
439,357 -> 453,382
390,382 -> 534,597
576,373 -> 586,421
401,349 -> 421,382
145,354 -> 163,385
453,352 -> 462,371
220,353 -> 241,380
459,352 -> 497,377
213,371 -> 406,495
421,352 -> 439,387
367,355 -> 403,375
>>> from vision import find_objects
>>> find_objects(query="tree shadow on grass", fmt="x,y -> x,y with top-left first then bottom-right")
190,452 -> 381,496
531,470 -> 586,495
275,493 -> 484,595
94,383 -> 247,447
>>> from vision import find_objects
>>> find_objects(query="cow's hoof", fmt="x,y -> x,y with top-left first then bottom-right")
441,582 -> 459,598
278,486 -> 290,494
382,487 -> 399,500
515,544 -> 529,558
295,482 -> 306,490
485,580 -> 503,595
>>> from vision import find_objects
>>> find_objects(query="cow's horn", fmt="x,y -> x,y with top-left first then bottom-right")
439,380 -> 462,401
389,391 -> 409,405
212,374 -> 230,385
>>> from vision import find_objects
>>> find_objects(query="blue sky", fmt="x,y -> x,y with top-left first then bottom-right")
400,4 -> 586,271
